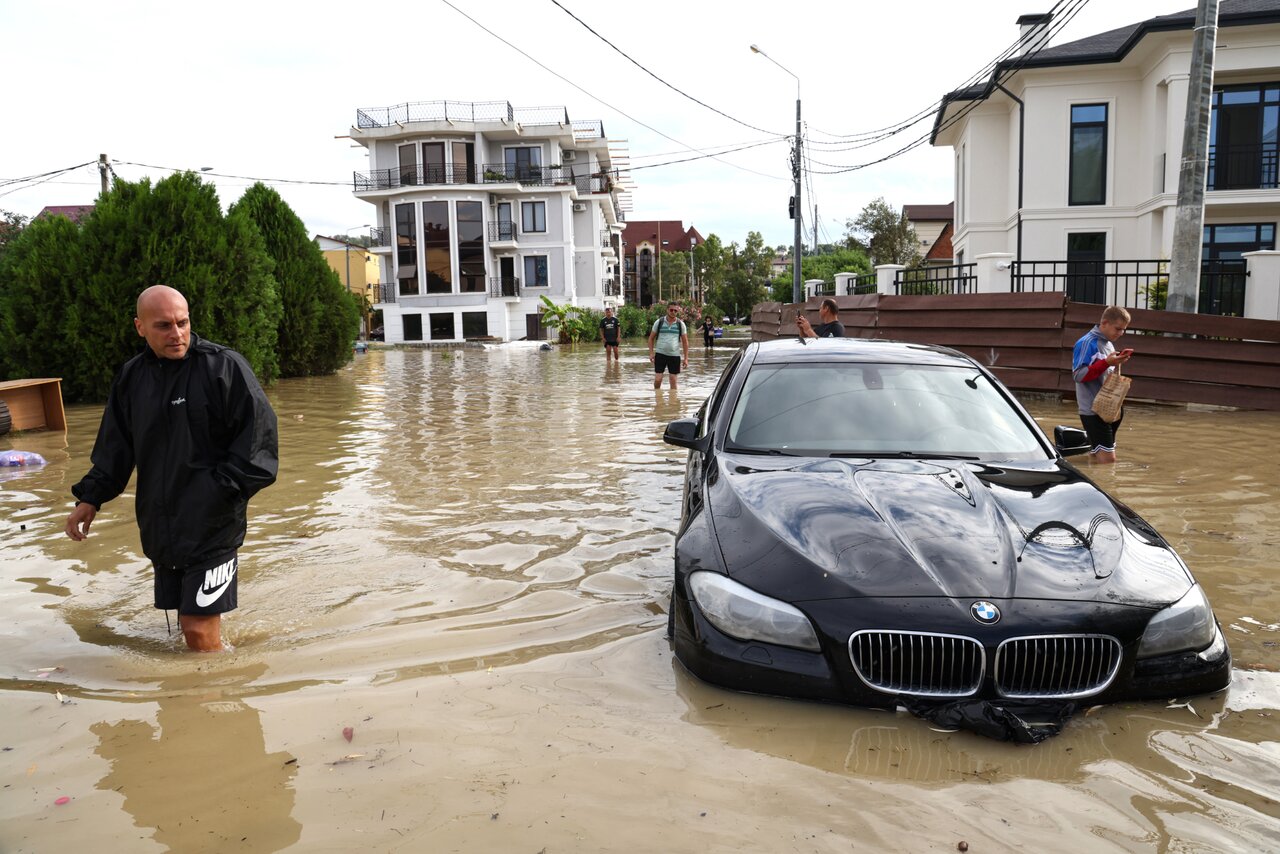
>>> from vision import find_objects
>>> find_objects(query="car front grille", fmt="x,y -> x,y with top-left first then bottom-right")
849,631 -> 985,697
994,635 -> 1122,699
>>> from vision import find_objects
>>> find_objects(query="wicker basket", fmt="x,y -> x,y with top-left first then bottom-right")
1092,364 -> 1130,423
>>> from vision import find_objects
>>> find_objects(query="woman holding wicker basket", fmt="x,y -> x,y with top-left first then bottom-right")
1071,305 -> 1134,463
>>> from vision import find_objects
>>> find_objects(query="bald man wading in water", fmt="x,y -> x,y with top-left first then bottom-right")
65,286 -> 278,651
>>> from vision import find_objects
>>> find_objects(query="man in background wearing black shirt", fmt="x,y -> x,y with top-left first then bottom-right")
797,297 -> 845,338
599,306 -> 621,363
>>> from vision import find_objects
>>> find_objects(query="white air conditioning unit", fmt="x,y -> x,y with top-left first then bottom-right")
562,150 -> 577,162
572,203 -> 587,213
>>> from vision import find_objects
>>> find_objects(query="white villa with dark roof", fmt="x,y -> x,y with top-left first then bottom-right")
349,101 -> 628,343
929,1 -> 1280,317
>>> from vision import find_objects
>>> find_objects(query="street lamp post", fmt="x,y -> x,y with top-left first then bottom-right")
751,44 -> 802,306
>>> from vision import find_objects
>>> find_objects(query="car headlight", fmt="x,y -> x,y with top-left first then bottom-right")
1137,584 -> 1217,659
688,571 -> 820,652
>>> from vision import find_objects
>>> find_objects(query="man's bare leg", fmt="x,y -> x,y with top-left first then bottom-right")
179,614 -> 224,651
1090,449 -> 1117,464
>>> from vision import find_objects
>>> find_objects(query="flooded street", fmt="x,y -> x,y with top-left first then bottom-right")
3,342 -> 1279,852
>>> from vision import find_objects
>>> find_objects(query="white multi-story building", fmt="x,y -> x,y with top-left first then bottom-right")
350,101 -> 628,343
930,2 -> 1279,312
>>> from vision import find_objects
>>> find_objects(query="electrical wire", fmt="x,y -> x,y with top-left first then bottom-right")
439,0 -> 787,182
806,0 -> 1092,174
547,0 -> 787,137
0,162 -> 99,199
115,161 -> 349,186
627,138 -> 787,171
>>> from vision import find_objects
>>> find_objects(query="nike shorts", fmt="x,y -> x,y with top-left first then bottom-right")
154,551 -> 239,615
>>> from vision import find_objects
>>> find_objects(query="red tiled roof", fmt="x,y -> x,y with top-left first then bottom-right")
903,203 -> 953,222
621,220 -> 704,253
37,204 -> 95,224
925,222 -> 954,261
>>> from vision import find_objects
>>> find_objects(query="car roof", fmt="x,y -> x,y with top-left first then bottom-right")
748,337 -> 978,367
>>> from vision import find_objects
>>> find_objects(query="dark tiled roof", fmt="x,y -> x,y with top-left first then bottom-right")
36,204 -> 94,224
904,203 -> 954,222
925,222 -> 954,262
931,0 -> 1280,142
621,220 -> 704,253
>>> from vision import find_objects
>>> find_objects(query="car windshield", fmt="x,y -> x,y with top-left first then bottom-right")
724,361 -> 1050,460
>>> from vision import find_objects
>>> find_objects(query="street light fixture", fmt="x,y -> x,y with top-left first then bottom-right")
751,44 -> 803,305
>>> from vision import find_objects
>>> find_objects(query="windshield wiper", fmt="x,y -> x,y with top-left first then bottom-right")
725,446 -> 802,456
833,451 -> 981,460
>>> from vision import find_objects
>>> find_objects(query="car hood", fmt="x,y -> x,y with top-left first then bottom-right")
707,455 -> 1191,607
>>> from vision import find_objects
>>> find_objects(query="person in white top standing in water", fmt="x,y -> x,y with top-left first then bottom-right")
648,304 -> 689,390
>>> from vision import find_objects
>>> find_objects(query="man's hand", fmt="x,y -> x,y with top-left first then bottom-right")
65,502 -> 97,541
796,315 -> 815,338
1107,348 -> 1133,366
648,352 -> 655,362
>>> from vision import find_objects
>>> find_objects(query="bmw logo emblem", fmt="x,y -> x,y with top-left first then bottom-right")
971,601 -> 1001,624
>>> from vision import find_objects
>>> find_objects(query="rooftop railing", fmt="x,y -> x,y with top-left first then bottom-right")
354,100 -> 601,132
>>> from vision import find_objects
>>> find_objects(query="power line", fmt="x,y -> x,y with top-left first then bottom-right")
0,162 -> 98,199
115,161 -> 349,186
547,0 -> 786,137
439,0 -> 787,182
628,139 -> 787,171
806,0 -> 1091,175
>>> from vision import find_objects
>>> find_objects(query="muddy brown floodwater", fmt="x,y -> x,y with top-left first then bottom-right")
2,342 -> 1278,852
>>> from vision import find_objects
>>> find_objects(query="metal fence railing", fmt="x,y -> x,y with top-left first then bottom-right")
368,226 -> 390,248
354,164 -> 619,192
603,279 -> 620,296
375,283 -> 398,304
848,272 -> 877,295
356,100 -> 515,128
1199,259 -> 1248,316
489,276 -> 521,298
894,263 -> 976,295
1012,260 -> 1166,310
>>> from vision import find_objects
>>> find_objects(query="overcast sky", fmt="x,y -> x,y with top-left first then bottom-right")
2,0 -> 1186,249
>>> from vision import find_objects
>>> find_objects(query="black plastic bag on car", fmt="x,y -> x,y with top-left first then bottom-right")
904,698 -> 1078,743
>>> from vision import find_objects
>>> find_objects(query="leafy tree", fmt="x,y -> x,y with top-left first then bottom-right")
658,250 -> 691,302
0,173 -> 282,402
693,233 -> 726,299
0,209 -> 29,260
769,247 -> 872,302
0,214 -> 82,383
232,183 -> 359,377
845,198 -> 920,266
538,295 -> 599,344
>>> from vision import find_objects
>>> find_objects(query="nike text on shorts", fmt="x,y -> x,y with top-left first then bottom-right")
154,551 -> 239,616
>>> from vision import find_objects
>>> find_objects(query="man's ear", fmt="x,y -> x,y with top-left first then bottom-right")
134,317 -> 145,338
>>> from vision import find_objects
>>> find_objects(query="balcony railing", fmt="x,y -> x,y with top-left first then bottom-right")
599,229 -> 613,248
375,282 -> 398,304
369,226 -> 390,248
1208,143 -> 1279,191
488,221 -> 517,242
354,163 -> 619,192
355,101 -> 590,130
894,263 -> 976,295
847,272 -> 878,295
602,278 -> 620,296
489,276 -> 521,298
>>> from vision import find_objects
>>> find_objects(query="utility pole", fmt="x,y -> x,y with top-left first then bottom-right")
792,97 -> 802,304
1167,0 -> 1219,313
98,154 -> 109,195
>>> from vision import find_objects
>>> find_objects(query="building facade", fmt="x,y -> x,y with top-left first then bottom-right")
903,203 -> 955,264
931,2 -> 1279,278
350,101 -> 628,343
620,220 -> 704,306
316,235 -> 380,335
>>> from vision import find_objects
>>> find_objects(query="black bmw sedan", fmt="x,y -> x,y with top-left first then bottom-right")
662,338 -> 1230,709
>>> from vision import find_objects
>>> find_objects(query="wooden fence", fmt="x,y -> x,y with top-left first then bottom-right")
751,293 -> 1280,411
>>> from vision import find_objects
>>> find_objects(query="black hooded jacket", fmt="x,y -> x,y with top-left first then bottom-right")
72,333 -> 278,569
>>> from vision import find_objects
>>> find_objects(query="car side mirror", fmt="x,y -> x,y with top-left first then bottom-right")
664,417 -> 710,452
1054,425 -> 1091,457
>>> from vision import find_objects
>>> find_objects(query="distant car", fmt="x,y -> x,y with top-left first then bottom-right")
662,338 -> 1230,708
369,326 -> 385,341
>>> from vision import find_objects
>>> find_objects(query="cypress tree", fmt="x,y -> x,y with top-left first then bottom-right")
0,214 -> 83,384
231,183 -> 359,377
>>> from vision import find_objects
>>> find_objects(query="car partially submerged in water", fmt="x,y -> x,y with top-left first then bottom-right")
662,338 -> 1230,710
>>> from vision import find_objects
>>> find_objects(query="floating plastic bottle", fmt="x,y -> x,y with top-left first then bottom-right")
0,451 -> 46,467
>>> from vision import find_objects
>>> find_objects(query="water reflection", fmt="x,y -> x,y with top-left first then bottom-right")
91,664 -> 300,851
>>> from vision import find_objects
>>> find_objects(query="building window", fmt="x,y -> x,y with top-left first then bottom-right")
524,255 -> 548,287
403,314 -> 423,341
399,144 -> 417,186
395,203 -> 418,296
1069,104 -> 1108,206
1209,83 -> 1280,190
505,146 -> 542,181
452,141 -> 475,184
422,142 -> 445,184
1203,223 -> 1276,258
462,311 -> 488,338
429,312 -> 455,340
1066,232 -> 1107,304
522,201 -> 546,233
456,201 -> 484,293
423,201 -> 451,294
